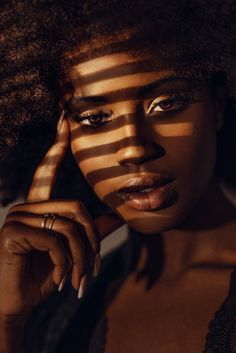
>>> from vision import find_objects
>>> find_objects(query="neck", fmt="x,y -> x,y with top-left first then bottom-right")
129,180 -> 236,282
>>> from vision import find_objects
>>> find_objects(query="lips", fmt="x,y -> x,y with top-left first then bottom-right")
115,175 -> 177,211
116,175 -> 174,193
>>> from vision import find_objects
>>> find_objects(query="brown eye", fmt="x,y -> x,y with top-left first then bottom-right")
147,94 -> 191,114
158,99 -> 175,110
86,113 -> 107,126
73,110 -> 112,127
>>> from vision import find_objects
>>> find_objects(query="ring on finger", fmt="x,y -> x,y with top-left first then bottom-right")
41,213 -> 58,230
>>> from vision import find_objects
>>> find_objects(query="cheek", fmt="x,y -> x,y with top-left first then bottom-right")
80,156 -> 114,195
69,120 -> 115,196
158,103 -> 217,195
68,101 -> 217,209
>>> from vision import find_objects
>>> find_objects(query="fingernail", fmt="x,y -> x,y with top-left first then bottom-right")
92,253 -> 101,277
78,275 -> 87,299
57,111 -> 65,131
58,274 -> 67,292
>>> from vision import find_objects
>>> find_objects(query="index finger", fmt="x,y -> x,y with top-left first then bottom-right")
27,113 -> 70,202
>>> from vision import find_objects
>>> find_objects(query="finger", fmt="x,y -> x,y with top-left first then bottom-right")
10,201 -> 125,242
27,113 -> 70,202
9,201 -> 125,276
9,201 -> 100,255
6,212 -> 89,290
1,221 -> 68,288
44,216 -> 88,292
68,205 -> 125,276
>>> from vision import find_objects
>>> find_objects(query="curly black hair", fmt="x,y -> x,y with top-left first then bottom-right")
1,0 -> 236,215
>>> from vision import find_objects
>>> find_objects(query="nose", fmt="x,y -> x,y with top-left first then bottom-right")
115,113 -> 165,166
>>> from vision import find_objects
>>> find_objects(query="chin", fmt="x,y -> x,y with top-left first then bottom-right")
117,200 -> 194,234
127,216 -> 176,234
117,207 -> 178,234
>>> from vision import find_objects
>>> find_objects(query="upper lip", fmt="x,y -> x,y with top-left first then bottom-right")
116,175 -> 174,193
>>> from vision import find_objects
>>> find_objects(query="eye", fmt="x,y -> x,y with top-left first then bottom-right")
147,93 -> 192,114
72,109 -> 112,127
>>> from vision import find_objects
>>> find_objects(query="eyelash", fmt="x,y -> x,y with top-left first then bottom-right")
72,110 -> 113,128
147,93 -> 193,114
71,92 -> 194,128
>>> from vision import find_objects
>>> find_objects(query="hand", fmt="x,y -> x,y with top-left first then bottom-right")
0,114 -> 124,321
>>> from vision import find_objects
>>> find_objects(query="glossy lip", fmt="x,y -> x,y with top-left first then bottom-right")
116,179 -> 177,211
115,175 -> 174,193
116,174 -> 178,211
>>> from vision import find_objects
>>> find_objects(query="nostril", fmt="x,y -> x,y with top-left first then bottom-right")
148,143 -> 165,159
116,143 -> 165,165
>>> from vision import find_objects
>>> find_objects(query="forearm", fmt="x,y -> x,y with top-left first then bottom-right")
0,316 -> 27,353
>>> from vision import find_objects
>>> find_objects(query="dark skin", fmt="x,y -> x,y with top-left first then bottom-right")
0,45 -> 236,353
64,51 -> 236,352
104,183 -> 236,353
0,118 -> 123,353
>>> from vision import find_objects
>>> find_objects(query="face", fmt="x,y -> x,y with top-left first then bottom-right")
62,51 -> 224,234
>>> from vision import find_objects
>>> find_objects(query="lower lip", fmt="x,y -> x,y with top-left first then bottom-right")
117,182 -> 177,211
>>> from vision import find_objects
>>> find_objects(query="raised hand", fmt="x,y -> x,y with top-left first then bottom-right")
0,113 -> 124,321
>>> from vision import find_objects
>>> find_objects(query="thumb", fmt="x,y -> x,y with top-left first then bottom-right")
94,212 -> 125,241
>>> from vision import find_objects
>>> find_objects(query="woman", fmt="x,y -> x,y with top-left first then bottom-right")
0,0 -> 236,352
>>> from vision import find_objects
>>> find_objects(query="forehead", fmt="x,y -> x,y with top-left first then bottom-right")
70,53 -> 141,76
64,52 -> 177,97
61,26 -> 185,99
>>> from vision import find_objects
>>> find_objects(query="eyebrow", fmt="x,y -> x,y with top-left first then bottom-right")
139,76 -> 191,95
65,76 -> 192,112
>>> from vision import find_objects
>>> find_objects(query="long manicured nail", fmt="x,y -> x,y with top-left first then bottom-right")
92,253 -> 101,277
58,274 -> 67,292
78,275 -> 87,299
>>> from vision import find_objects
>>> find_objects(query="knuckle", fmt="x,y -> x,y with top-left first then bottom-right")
7,204 -> 21,214
5,212 -> 21,223
72,256 -> 81,265
67,220 -> 78,235
6,207 -> 17,218
70,201 -> 85,215
50,234 -> 62,248
56,261 -> 67,269
6,203 -> 27,215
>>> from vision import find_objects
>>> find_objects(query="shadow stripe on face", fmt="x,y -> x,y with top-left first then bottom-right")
64,36 -> 170,67
25,133 -> 192,189
70,110 -> 183,142
27,164 -> 168,189
70,111 -> 195,140
27,129 -> 194,182
73,135 -> 165,163
86,165 -> 172,186
65,77 -> 193,113
68,60 -> 163,86
71,113 -> 141,135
